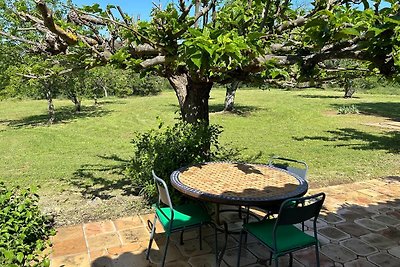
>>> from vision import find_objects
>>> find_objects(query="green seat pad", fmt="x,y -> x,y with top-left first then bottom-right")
156,203 -> 211,233
244,219 -> 316,253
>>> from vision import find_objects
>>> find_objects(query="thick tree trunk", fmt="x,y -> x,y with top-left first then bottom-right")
167,73 -> 212,124
224,80 -> 240,112
45,83 -> 55,124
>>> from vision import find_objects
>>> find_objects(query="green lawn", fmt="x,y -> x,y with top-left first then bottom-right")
0,88 -> 399,224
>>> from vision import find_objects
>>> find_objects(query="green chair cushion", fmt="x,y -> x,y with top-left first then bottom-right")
244,219 -> 316,253
156,203 -> 211,233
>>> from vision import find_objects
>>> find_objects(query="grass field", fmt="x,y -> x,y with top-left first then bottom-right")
1,87 -> 399,225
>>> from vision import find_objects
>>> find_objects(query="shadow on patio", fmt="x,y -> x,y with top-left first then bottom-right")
50,177 -> 400,267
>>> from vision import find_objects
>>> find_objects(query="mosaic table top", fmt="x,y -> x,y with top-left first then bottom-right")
170,162 -> 308,205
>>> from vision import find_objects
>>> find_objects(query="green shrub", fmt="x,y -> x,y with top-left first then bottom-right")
337,105 -> 359,114
0,183 -> 55,267
125,120 -> 233,202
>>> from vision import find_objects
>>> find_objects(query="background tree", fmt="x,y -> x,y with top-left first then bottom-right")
1,0 -> 399,124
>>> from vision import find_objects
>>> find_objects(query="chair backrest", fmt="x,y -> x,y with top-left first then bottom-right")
275,192 -> 325,226
268,156 -> 308,180
152,170 -> 173,209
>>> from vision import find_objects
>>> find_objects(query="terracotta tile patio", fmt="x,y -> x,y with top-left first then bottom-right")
50,177 -> 400,267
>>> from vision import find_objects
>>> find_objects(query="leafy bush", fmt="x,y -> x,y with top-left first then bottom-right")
337,105 -> 359,114
125,120 -> 234,202
0,183 -> 55,267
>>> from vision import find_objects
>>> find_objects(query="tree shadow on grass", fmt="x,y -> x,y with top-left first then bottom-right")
166,103 -> 260,117
298,94 -> 355,99
67,147 -> 263,202
209,103 -> 260,116
96,99 -> 128,105
293,128 -> 400,153
66,154 -> 137,200
331,102 -> 400,122
5,105 -> 111,128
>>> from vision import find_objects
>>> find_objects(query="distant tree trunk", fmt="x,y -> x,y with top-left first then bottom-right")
70,94 -> 81,112
94,96 -> 98,105
95,79 -> 108,98
167,73 -> 212,124
344,78 -> 355,98
103,87 -> 108,98
45,82 -> 55,124
224,80 -> 241,112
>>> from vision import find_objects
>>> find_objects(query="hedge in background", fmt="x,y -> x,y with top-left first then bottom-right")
0,183 -> 55,266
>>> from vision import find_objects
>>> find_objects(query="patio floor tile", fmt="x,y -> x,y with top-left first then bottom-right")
225,247 -> 257,266
51,236 -> 87,257
294,247 -> 335,267
84,220 -> 116,237
354,218 -> 387,232
372,214 -> 400,226
387,210 -> 400,219
119,227 -> 150,244
336,222 -> 370,237
52,225 -> 84,243
188,253 -> 219,267
245,242 -> 270,261
164,260 -> 190,267
320,244 -> 357,263
148,242 -> 182,264
107,243 -> 143,257
367,252 -> 400,267
343,258 -> 378,267
360,233 -> 397,249
320,213 -> 346,224
86,232 -> 121,250
378,227 -> 400,242
336,208 -> 365,222
340,238 -> 378,256
205,233 -> 238,253
318,226 -> 351,241
52,253 -> 90,267
176,238 -> 212,257
388,246 -> 400,259
113,215 -> 144,231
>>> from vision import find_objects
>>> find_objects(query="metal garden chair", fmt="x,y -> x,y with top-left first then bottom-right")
236,192 -> 326,267
146,171 -> 218,267
240,156 -> 309,221
268,156 -> 308,181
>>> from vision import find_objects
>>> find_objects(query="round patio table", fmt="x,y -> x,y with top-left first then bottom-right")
170,162 -> 308,207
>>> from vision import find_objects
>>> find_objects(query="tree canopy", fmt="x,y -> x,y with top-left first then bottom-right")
1,0 -> 399,123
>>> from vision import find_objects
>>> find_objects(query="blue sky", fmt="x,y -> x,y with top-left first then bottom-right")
71,1 -> 176,21
71,0 -> 392,21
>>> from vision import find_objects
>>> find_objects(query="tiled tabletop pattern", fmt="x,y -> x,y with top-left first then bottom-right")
50,177 -> 400,267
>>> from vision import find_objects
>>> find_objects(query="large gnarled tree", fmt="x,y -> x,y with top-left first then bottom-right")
1,0 -> 399,123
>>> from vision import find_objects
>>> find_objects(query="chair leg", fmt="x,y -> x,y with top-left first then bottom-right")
236,230 -> 244,267
146,215 -> 157,260
315,243 -> 321,267
269,252 -> 272,265
274,256 -> 279,267
289,252 -> 293,267
160,235 -> 170,267
199,224 -> 203,250
180,230 -> 184,245
212,223 -> 219,267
